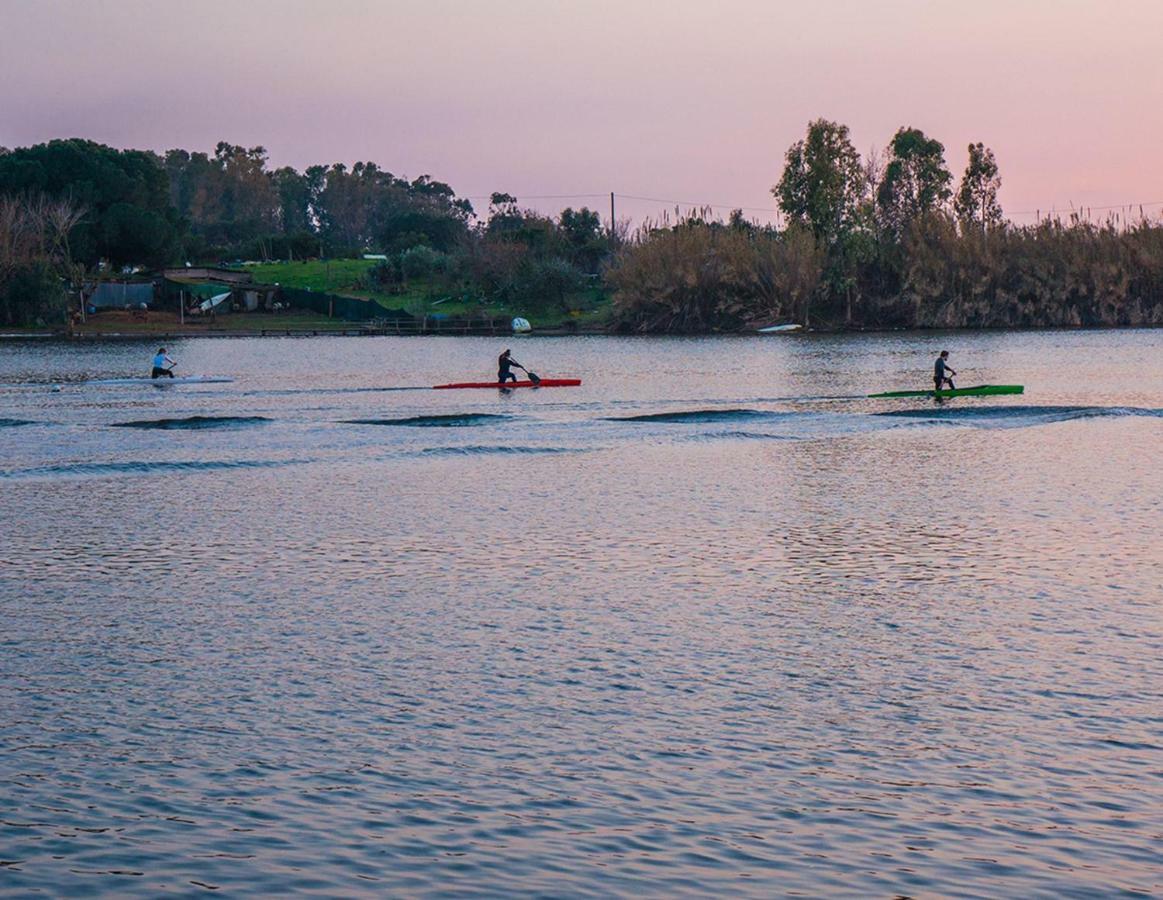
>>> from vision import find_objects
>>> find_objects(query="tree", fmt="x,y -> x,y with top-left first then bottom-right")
376,175 -> 472,253
309,164 -> 471,255
0,194 -> 86,326
486,193 -> 521,233
955,143 -> 1003,233
876,127 -> 952,237
774,119 -> 866,248
0,139 -> 180,267
558,207 -> 607,272
272,166 -> 312,235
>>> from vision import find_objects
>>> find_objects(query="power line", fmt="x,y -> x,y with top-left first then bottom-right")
1009,200 -> 1163,215
463,193 -> 608,202
459,189 -> 1163,221
616,193 -> 776,214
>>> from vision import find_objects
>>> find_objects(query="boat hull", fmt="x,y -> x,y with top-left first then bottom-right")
868,384 -> 1024,398
433,379 -> 581,390
85,376 -> 234,386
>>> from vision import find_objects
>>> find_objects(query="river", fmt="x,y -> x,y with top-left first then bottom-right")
2,329 -> 1161,896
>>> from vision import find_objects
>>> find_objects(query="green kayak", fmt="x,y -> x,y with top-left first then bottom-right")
868,384 -> 1025,399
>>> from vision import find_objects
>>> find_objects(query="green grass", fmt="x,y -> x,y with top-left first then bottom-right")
246,259 -> 377,294
244,259 -> 612,329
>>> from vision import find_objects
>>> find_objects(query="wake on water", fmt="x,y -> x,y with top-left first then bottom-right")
875,404 -> 1163,427
112,415 -> 271,430
344,413 -> 514,427
1,457 -> 309,482
5,404 -> 1157,483
606,408 -> 793,424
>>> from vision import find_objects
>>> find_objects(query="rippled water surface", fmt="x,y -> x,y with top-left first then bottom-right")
2,330 -> 1161,896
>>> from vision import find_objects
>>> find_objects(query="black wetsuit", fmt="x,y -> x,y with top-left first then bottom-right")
934,358 -> 954,391
498,353 -> 522,384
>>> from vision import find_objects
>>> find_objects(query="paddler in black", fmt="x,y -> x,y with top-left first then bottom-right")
934,350 -> 956,392
498,348 -> 526,384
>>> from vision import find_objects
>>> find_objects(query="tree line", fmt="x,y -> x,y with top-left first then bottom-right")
609,120 -> 1163,331
2,129 -> 1161,330
0,139 -> 612,325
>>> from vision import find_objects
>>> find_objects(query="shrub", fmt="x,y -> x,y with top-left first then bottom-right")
607,219 -> 823,332
399,245 -> 448,281
0,261 -> 68,327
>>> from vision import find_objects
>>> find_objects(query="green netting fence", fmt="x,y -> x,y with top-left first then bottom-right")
278,287 -> 413,323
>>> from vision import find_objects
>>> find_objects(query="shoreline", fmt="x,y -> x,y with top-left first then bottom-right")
0,324 -> 605,341
1,322 -> 1159,342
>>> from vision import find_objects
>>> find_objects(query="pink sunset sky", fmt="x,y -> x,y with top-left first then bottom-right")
2,0 -> 1160,226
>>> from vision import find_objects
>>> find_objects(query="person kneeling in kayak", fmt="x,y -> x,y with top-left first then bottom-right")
152,347 -> 176,379
934,350 -> 956,392
498,348 -> 527,384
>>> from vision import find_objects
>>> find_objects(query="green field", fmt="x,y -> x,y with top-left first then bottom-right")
246,259 -> 377,294
244,259 -> 610,328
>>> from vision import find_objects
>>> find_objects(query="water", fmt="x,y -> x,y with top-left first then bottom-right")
2,330 -> 1161,896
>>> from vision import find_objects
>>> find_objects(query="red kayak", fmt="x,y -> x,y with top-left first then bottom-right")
433,378 -> 581,390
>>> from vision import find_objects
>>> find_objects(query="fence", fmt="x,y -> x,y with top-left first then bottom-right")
279,287 -> 414,323
88,281 -> 155,309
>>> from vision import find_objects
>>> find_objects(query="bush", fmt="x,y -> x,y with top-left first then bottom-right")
399,245 -> 448,281
0,261 -> 68,327
606,220 -> 822,332
367,258 -> 402,289
512,257 -> 584,311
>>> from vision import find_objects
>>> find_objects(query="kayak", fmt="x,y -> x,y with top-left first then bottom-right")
868,384 -> 1024,398
152,376 -> 234,386
86,376 -> 234,386
433,378 -> 581,389
757,323 -> 802,333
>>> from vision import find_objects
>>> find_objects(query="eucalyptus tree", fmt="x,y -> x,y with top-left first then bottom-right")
774,119 -> 866,250
773,120 -> 873,325
876,127 -> 952,238
954,143 -> 1003,233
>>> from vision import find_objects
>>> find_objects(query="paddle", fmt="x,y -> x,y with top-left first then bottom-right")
511,362 -> 540,385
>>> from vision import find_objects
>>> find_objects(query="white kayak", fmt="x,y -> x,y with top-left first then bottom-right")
757,323 -> 802,333
84,376 -> 235,386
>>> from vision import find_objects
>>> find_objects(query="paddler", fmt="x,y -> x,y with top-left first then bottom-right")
498,348 -> 526,384
152,347 -> 176,379
933,350 -> 956,392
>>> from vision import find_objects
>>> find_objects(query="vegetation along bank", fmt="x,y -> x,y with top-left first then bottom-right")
1,124 -> 1160,334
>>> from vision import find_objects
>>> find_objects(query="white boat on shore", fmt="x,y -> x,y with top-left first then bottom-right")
757,323 -> 802,333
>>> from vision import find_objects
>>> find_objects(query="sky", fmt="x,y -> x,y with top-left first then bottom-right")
2,0 -> 1161,227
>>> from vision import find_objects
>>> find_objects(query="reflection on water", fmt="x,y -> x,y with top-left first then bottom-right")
1,331 -> 1161,896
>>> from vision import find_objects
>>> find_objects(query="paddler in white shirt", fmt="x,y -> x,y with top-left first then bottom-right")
151,347 -> 176,379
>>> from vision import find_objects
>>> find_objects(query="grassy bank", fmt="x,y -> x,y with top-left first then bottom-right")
244,259 -> 611,329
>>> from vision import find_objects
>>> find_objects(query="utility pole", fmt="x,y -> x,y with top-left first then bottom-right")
609,192 -> 616,241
